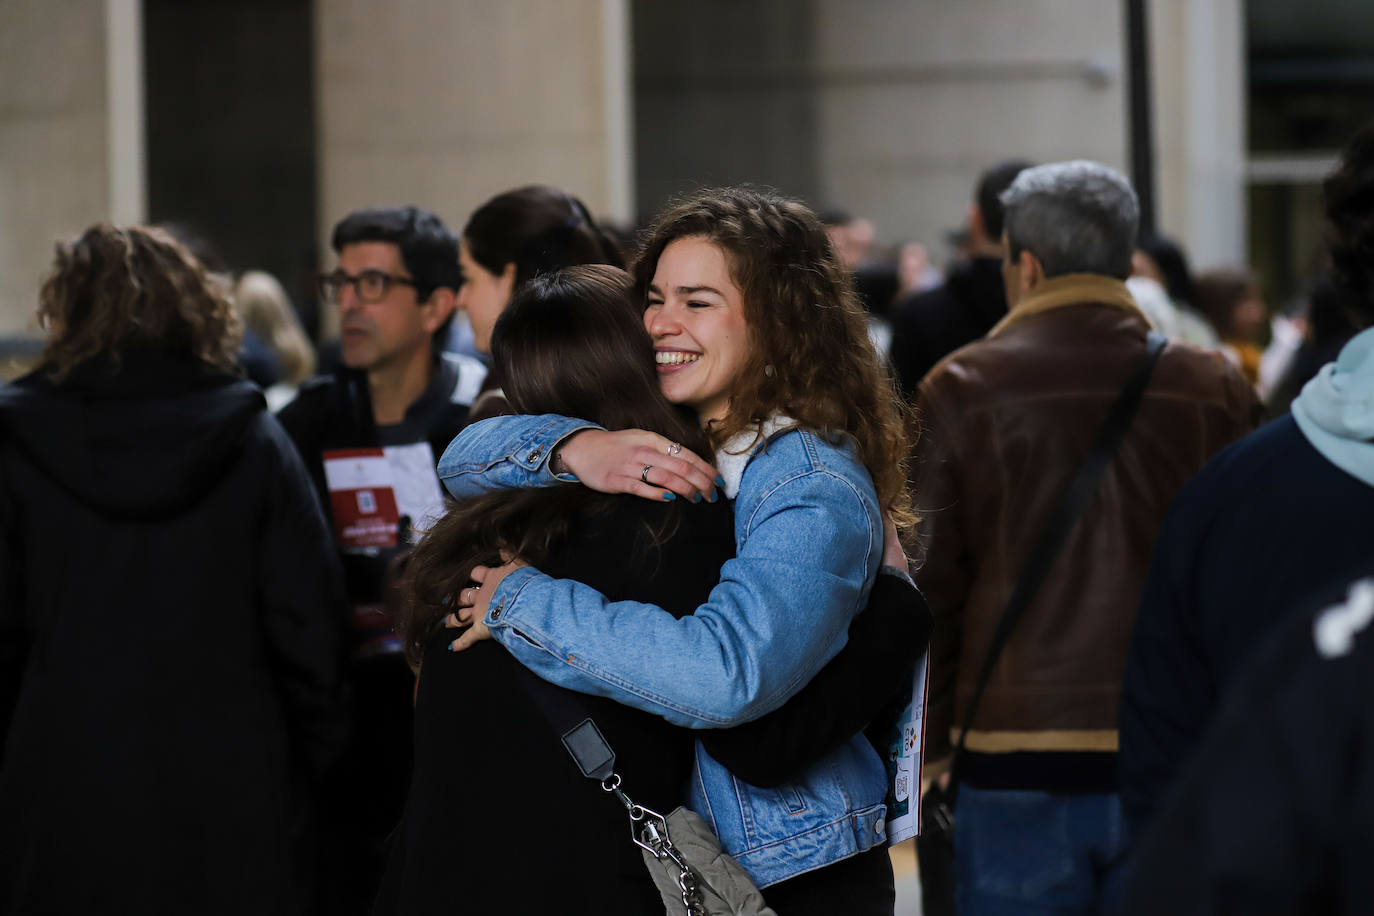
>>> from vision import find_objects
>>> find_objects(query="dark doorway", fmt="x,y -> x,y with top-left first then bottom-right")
632,0 -> 821,225
143,0 -> 321,339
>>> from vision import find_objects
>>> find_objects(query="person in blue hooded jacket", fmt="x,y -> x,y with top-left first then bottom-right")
1118,121 -> 1374,844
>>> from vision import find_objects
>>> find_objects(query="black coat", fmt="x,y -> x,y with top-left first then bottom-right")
275,359 -> 482,913
887,256 -> 1008,398
0,355 -> 349,915
1120,564 -> 1374,915
1118,415 -> 1374,838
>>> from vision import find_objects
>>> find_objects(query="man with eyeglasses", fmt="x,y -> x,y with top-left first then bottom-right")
277,205 -> 485,913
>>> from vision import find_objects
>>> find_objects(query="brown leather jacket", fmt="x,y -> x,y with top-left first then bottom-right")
911,274 -> 1261,762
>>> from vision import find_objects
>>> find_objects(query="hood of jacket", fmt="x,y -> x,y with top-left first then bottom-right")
1293,325 -> 1374,487
0,354 -> 265,520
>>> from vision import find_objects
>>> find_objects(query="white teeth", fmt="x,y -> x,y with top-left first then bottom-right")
656,351 -> 701,366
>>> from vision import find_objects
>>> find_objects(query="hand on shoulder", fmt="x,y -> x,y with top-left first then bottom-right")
559,428 -> 722,503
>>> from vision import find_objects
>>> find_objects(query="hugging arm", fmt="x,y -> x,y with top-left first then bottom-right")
438,415 -> 719,502
698,569 -> 932,786
482,467 -> 879,728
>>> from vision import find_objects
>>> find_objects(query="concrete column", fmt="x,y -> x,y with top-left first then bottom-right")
315,0 -> 633,262
0,0 -> 111,338
810,0 -> 1127,252
105,0 -> 145,226
1151,0 -> 1247,268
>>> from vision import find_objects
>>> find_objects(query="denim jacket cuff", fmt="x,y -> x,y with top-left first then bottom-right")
484,565 -> 544,628
516,421 -> 602,481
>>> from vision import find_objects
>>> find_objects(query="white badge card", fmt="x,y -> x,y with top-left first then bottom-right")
382,442 -> 446,538
323,447 -> 400,549
883,650 -> 930,844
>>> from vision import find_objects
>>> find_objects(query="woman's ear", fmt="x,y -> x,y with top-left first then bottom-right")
499,263 -> 517,300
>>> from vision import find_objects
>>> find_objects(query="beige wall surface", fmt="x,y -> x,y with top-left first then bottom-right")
0,0 -> 1247,344
811,0 -> 1128,255
1150,0 -> 1246,270
0,0 -> 110,338
316,0 -> 629,265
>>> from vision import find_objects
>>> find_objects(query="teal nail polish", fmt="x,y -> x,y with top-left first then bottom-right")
708,490 -> 718,503
715,475 -> 726,487
663,492 -> 677,501
691,492 -> 702,503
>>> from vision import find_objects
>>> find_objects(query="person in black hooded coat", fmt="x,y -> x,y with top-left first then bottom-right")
0,224 -> 349,915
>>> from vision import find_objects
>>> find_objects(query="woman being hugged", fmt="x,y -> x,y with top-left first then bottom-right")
441,187 -> 914,911
374,265 -> 739,913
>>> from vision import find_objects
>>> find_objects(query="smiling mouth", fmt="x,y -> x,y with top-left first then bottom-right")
655,351 -> 701,367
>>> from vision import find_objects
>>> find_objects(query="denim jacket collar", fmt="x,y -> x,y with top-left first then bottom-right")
715,414 -> 797,499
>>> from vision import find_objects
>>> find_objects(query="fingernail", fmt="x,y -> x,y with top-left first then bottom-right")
663,492 -> 677,501
715,475 -> 725,487
447,643 -> 454,652
691,492 -> 702,503
708,491 -> 718,503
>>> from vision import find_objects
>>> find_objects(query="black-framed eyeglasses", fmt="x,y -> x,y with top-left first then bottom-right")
317,269 -> 416,305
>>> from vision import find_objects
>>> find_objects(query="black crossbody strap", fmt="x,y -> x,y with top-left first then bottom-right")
516,666 -> 620,781
948,330 -> 1167,787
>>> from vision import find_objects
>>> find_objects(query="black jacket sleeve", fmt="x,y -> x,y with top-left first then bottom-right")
1120,574 -> 1374,916
698,571 -> 933,787
1118,494 -> 1219,839
255,416 -> 352,778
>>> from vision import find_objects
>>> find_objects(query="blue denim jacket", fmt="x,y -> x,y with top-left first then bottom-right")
437,415 -> 890,885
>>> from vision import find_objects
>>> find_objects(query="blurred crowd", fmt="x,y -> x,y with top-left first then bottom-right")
3,117 -> 1374,916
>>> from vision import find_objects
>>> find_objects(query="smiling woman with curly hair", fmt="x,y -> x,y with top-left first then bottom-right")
0,224 -> 348,914
435,187 -> 921,914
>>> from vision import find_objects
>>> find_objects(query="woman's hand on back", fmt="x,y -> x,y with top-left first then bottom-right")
558,429 -> 722,503
446,558 -> 528,651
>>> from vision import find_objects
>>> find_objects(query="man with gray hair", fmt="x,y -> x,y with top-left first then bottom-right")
911,161 -> 1259,913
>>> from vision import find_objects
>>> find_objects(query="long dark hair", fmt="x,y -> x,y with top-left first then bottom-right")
400,265 -> 707,667
462,185 -> 624,287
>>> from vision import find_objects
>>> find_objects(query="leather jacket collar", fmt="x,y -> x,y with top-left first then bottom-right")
990,273 -> 1141,338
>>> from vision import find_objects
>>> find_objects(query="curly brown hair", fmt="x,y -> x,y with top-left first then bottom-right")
37,224 -> 242,381
630,187 -> 914,527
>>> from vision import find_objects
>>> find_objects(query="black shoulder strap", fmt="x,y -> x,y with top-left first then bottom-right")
949,331 -> 1167,782
517,666 -> 620,784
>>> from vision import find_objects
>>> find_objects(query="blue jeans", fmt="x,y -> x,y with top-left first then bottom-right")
954,785 -> 1129,915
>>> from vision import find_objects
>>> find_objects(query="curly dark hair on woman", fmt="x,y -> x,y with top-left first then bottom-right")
630,186 -> 914,527
36,223 -> 242,381
400,265 -> 709,668
1324,122 -> 1374,326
